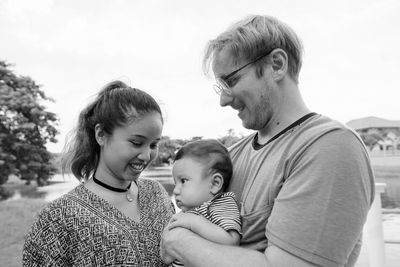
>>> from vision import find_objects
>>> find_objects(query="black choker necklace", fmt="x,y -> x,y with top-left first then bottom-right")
93,175 -> 134,202
93,176 -> 131,192
92,176 -> 134,201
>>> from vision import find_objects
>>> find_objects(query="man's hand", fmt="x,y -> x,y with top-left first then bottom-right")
160,225 -> 192,264
168,212 -> 199,231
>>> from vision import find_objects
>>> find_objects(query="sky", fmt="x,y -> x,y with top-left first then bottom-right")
1,0 -> 399,153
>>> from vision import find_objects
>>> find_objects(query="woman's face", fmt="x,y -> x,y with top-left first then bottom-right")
95,111 -> 163,187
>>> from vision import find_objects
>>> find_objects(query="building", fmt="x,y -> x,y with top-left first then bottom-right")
346,116 -> 400,151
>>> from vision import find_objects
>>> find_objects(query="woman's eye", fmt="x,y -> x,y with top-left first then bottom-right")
130,141 -> 142,146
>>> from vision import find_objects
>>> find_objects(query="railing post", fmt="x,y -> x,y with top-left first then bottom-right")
364,183 -> 386,267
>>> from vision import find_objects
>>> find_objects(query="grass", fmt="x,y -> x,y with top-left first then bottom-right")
0,198 -> 46,266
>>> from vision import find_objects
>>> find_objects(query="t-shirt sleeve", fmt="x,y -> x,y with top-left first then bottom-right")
209,192 -> 242,235
266,129 -> 375,267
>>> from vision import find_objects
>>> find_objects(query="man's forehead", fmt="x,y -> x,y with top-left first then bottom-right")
211,49 -> 241,77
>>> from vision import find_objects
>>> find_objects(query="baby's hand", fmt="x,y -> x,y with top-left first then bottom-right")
168,212 -> 199,231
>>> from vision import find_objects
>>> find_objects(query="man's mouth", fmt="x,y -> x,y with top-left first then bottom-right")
233,104 -> 244,113
236,106 -> 245,117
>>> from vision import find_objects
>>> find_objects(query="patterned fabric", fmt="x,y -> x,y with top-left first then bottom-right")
171,192 -> 241,267
23,179 -> 175,267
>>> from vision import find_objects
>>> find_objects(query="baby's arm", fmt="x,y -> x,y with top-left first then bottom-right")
168,212 -> 240,246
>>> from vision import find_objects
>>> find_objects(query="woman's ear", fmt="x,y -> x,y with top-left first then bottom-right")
210,173 -> 224,195
94,123 -> 106,146
270,48 -> 288,82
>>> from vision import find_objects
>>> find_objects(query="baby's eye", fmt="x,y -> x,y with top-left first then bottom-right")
150,142 -> 159,149
181,178 -> 188,184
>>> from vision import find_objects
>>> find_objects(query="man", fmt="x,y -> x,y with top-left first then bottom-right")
161,15 -> 374,267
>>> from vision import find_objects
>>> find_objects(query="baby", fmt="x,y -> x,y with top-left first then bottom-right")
168,139 -> 242,266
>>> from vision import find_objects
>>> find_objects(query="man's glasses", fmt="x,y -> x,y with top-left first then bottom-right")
213,48 -> 275,96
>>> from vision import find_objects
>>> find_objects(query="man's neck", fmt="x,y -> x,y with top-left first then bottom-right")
256,110 -> 311,145
256,82 -> 310,145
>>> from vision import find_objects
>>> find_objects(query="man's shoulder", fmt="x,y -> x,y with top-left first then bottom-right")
228,133 -> 256,153
299,114 -> 364,145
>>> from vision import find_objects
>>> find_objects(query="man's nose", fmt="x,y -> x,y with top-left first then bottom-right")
219,93 -> 233,107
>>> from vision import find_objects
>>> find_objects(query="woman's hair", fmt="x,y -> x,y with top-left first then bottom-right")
62,80 -> 162,180
203,15 -> 303,83
174,139 -> 233,192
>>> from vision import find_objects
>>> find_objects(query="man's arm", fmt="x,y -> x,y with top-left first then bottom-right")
161,227 -> 317,267
168,212 -> 240,245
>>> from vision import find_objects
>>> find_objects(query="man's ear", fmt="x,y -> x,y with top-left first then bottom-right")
270,48 -> 288,82
94,123 -> 106,146
210,173 -> 224,195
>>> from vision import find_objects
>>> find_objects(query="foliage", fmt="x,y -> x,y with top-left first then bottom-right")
0,60 -> 59,186
152,136 -> 185,166
218,128 -> 243,147
359,131 -> 384,150
152,129 -> 245,167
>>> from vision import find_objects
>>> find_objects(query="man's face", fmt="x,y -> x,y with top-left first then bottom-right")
212,49 -> 275,131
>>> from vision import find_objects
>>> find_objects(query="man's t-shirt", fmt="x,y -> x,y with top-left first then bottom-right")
228,114 -> 374,267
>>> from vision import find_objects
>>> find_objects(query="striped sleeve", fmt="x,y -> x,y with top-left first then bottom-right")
207,192 -> 242,235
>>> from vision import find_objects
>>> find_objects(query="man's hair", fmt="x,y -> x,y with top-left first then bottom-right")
203,15 -> 303,83
174,139 -> 233,192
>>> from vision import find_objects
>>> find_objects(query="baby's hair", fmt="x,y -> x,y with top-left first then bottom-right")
62,80 -> 162,180
174,139 -> 233,192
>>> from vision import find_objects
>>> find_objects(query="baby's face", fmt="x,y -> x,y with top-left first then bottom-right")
172,157 -> 214,211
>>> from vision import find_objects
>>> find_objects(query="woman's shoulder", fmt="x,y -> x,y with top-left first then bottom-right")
33,185 -> 84,222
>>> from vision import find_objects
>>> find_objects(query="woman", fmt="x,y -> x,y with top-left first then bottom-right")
23,80 -> 174,266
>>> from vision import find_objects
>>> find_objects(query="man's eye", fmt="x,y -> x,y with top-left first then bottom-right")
226,76 -> 239,87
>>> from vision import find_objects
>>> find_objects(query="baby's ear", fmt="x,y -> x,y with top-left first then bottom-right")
210,173 -> 224,195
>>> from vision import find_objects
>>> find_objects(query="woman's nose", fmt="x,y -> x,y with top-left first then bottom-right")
138,146 -> 151,162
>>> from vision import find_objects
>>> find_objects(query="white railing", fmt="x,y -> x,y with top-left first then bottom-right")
363,183 -> 387,267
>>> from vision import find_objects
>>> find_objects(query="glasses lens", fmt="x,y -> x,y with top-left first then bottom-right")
213,84 -> 222,95
214,79 -> 231,96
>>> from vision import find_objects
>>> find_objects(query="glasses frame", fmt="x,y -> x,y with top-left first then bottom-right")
214,48 -> 275,96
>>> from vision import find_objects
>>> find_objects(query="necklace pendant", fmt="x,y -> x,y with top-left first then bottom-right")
126,193 -> 134,202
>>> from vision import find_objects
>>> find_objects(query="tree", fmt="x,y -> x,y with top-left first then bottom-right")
152,136 -> 185,166
359,131 -> 384,150
218,129 -> 243,147
0,61 -> 59,188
